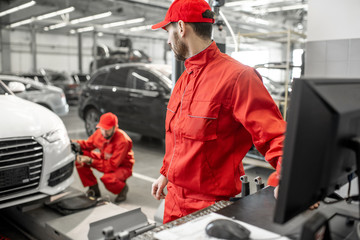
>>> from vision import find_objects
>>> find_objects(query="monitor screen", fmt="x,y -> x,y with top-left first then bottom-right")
274,78 -> 360,224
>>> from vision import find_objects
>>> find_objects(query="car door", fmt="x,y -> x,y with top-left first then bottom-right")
101,65 -> 133,130
126,67 -> 167,138
83,69 -> 109,109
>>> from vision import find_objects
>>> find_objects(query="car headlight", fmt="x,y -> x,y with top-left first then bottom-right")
42,128 -> 67,143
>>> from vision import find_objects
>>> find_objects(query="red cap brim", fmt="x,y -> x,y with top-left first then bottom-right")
96,123 -> 113,130
151,20 -> 170,30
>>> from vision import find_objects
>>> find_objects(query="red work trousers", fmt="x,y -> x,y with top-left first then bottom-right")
163,182 -> 229,223
75,151 -> 132,194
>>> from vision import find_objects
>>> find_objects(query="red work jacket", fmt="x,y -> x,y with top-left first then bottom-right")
77,128 -> 135,173
161,42 -> 286,198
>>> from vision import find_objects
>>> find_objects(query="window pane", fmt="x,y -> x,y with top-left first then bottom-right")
130,69 -> 156,90
91,71 -> 108,85
0,85 -> 6,94
106,66 -> 131,88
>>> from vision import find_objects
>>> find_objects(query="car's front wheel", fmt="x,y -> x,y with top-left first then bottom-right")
85,108 -> 100,136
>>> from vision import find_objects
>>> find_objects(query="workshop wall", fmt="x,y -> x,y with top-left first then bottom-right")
2,29 -> 167,74
305,0 -> 360,78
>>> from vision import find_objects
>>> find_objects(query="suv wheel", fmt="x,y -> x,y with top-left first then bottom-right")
85,108 -> 100,136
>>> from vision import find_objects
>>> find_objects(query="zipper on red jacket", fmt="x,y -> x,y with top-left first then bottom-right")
166,82 -> 190,180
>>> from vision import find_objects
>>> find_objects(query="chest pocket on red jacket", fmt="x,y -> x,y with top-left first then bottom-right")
183,102 -> 220,141
165,100 -> 180,132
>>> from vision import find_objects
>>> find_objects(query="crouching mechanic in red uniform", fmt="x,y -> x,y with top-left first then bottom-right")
151,0 -> 287,223
72,112 -> 135,203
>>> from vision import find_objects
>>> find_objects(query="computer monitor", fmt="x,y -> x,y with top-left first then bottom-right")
274,77 -> 360,224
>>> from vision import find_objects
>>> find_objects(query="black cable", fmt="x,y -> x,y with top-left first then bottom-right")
348,175 -> 352,197
323,175 -> 359,204
323,194 -> 359,204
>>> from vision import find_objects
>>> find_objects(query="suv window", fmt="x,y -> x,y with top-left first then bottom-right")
49,73 -> 74,84
91,71 -> 108,85
128,68 -> 157,90
106,66 -> 131,88
0,82 -> 8,94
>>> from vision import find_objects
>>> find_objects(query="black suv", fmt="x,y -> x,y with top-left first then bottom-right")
78,63 -> 172,138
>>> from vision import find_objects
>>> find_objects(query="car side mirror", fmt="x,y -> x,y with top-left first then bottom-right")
143,82 -> 165,97
8,82 -> 26,93
144,82 -> 159,91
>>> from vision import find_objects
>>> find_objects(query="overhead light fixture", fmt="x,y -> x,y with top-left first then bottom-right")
119,24 -> 152,33
225,0 -> 293,7
44,22 -> 67,31
0,0 -> 36,18
265,4 -> 308,13
45,11 -> 112,31
102,17 -> 145,28
128,24 -> 152,32
242,16 -> 270,25
76,26 -> 95,33
70,26 -> 95,34
7,6 -> 75,29
8,18 -> 33,28
70,11 -> 112,25
37,6 -> 74,20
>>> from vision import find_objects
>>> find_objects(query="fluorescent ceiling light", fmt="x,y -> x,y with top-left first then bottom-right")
44,22 -> 67,31
37,6 -> 74,20
77,26 -> 95,33
243,16 -> 270,25
102,17 -> 145,28
70,11 -> 112,24
225,0 -> 293,7
8,18 -> 33,28
7,6 -> 75,28
45,11 -> 112,31
266,4 -> 308,13
120,24 -> 152,32
0,0 -> 36,18
70,26 -> 95,34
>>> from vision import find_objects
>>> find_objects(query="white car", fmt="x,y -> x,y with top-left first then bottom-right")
0,74 -> 69,116
0,80 -> 75,209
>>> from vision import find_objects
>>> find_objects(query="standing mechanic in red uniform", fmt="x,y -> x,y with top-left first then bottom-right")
72,112 -> 134,203
151,0 -> 287,223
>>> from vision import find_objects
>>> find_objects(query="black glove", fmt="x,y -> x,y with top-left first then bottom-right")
71,141 -> 82,154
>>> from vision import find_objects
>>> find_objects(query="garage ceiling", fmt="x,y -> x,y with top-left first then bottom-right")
0,0 -> 308,39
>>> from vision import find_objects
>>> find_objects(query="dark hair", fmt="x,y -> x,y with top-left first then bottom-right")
171,10 -> 214,40
186,22 -> 213,40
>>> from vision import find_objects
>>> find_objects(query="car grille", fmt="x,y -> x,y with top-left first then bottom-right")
0,137 -> 43,198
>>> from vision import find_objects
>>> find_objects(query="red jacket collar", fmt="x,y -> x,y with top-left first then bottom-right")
184,41 -> 219,74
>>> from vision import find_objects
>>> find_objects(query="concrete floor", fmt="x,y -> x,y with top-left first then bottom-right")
61,105 -> 275,222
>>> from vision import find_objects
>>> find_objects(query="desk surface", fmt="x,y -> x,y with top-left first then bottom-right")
216,186 -> 313,237
216,186 -> 359,239
135,186 -> 359,239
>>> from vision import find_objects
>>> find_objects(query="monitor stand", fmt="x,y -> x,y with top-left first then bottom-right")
300,137 -> 360,240
300,212 -> 359,240
346,137 -> 360,212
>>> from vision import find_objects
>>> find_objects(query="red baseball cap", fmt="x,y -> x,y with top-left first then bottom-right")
96,112 -> 118,130
151,0 -> 214,30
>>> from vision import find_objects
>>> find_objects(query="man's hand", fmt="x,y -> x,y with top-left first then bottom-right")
274,185 -> 279,199
151,175 -> 168,200
70,140 -> 82,154
309,202 -> 320,210
76,155 -> 92,165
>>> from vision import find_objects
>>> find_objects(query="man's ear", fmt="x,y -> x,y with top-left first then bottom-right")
177,20 -> 186,37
